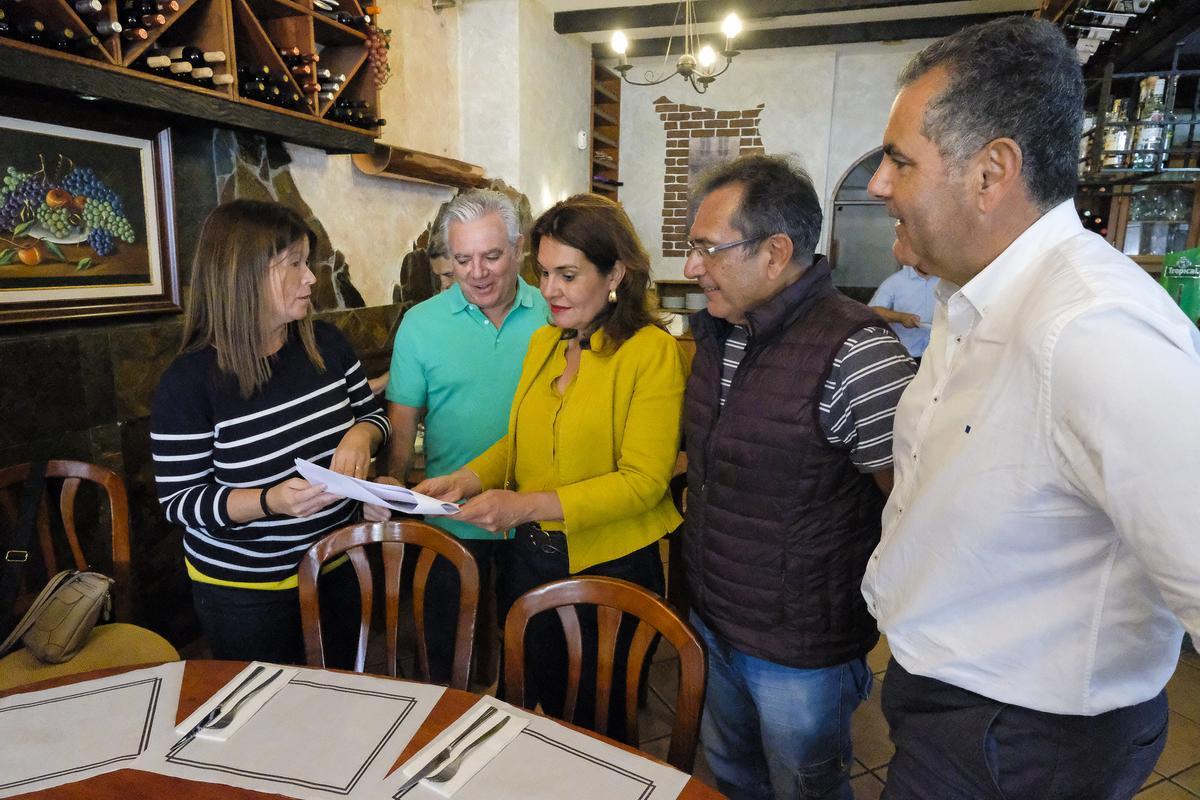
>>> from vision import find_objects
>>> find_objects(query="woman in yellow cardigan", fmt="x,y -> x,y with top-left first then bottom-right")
415,193 -> 686,737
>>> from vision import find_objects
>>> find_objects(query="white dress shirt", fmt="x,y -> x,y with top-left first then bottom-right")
862,200 -> 1200,715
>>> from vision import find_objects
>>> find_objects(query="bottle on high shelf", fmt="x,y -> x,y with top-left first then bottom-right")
121,1 -> 162,28
237,63 -> 269,79
283,52 -> 317,67
136,0 -> 166,21
121,25 -> 146,40
317,90 -> 334,102
93,18 -> 122,36
210,72 -> 233,87
156,0 -> 179,11
290,64 -> 312,77
16,18 -> 46,45
73,0 -> 102,14
167,45 -> 226,66
319,81 -> 341,92
278,45 -> 300,57
53,27 -> 99,51
144,52 -> 171,75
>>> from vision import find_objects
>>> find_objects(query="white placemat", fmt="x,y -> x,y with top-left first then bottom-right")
0,661 -> 184,798
382,697 -> 690,800
153,666 -> 446,800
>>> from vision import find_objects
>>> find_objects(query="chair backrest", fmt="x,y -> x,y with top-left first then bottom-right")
0,460 -> 133,622
503,576 -> 706,772
298,520 -> 480,690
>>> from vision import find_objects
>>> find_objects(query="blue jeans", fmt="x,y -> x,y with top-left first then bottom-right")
691,612 -> 872,800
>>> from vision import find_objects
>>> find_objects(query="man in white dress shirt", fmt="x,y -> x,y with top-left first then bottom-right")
862,17 -> 1200,799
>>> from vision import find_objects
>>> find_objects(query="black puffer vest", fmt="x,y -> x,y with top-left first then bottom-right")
683,258 -> 886,668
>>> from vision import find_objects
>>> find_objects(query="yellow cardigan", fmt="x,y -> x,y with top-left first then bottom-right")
467,323 -> 687,573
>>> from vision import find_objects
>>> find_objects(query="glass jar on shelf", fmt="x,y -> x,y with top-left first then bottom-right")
1122,185 -> 1193,257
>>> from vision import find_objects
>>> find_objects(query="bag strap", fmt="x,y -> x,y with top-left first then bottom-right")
0,461 -> 49,639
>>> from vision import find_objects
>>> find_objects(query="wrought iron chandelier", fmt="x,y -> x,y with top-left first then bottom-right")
610,5 -> 743,94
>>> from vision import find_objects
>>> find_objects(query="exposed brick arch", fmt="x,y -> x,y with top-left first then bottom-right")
655,96 -> 765,258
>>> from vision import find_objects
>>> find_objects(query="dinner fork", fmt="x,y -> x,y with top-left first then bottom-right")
426,716 -> 511,784
206,668 -> 284,730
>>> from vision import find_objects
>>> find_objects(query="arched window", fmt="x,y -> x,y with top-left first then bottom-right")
828,148 -> 898,302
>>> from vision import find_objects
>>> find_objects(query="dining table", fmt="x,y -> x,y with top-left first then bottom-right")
2,659 -> 725,800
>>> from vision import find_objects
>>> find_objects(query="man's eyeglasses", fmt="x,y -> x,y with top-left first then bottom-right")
685,235 -> 766,259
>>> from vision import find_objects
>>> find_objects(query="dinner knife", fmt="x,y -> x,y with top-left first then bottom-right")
392,706 -> 499,796
168,664 -> 266,754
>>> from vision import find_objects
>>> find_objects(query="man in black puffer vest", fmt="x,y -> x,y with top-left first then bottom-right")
681,155 -> 916,800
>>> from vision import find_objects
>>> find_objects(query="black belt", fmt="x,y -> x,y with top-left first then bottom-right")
516,522 -> 566,555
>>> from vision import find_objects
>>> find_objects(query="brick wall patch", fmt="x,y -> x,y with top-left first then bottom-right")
655,95 -> 765,258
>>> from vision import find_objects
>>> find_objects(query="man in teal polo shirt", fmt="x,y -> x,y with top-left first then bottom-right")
385,188 -> 547,685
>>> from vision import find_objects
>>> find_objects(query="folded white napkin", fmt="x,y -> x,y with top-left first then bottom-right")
398,699 -> 528,797
174,662 -> 297,743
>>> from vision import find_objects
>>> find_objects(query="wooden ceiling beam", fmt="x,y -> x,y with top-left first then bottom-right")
589,11 -> 1022,56
556,0 -> 971,35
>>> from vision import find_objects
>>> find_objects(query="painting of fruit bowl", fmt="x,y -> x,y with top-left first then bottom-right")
0,114 -> 179,325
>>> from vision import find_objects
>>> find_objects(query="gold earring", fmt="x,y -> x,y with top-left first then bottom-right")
608,288 -> 618,303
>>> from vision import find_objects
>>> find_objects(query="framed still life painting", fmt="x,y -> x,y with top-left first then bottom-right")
0,113 -> 179,325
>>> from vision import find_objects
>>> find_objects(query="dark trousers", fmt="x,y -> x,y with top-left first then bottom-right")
423,537 -> 502,686
881,658 -> 1168,800
191,563 -> 360,669
498,524 -> 664,742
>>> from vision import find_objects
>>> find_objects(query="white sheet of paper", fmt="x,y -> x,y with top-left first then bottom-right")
294,458 -> 460,515
154,667 -> 446,800
172,663 -> 298,743
383,698 -> 690,800
0,661 -> 183,798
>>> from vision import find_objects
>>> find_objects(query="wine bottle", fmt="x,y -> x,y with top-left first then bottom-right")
74,0 -> 102,13
167,60 -> 191,76
210,72 -> 234,86
93,18 -> 122,36
318,81 -> 340,92
278,45 -> 300,57
157,0 -> 180,11
167,45 -> 226,66
16,18 -> 45,45
290,64 -> 312,77
121,25 -> 146,40
144,53 -> 171,74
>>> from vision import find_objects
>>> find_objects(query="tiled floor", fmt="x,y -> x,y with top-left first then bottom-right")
637,634 -> 1200,799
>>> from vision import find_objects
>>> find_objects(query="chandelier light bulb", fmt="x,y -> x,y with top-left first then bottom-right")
697,44 -> 717,68
721,12 -> 742,39
611,30 -> 628,55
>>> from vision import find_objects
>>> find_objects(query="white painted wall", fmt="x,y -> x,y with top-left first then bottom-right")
379,0 -> 461,158
518,0 -> 591,215
614,39 -> 933,281
459,0 -> 522,185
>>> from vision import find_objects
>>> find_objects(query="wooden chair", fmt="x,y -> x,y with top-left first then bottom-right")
0,460 -> 179,690
503,576 -> 707,772
298,520 -> 480,690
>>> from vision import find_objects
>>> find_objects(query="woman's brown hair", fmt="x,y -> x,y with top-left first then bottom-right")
181,200 -> 322,398
529,193 -> 661,350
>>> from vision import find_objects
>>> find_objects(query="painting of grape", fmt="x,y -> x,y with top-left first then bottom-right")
0,114 -> 179,325
2,159 -> 138,267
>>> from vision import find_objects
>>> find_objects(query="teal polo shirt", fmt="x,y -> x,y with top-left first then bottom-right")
386,279 -> 548,539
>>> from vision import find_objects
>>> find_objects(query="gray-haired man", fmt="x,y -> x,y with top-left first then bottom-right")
384,189 -> 548,685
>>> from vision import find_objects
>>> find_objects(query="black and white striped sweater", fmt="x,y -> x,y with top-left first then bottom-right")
151,322 -> 390,586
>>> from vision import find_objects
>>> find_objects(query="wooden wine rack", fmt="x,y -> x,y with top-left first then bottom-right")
0,0 -> 382,153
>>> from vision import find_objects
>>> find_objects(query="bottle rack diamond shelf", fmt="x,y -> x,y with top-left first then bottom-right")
0,0 -> 383,153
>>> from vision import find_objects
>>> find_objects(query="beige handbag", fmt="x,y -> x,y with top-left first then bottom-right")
0,570 -> 113,663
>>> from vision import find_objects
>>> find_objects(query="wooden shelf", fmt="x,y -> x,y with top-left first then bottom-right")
590,60 -> 620,199
0,0 -> 382,154
352,143 -> 489,188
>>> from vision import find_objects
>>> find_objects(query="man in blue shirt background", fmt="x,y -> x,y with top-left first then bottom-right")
869,263 -> 937,360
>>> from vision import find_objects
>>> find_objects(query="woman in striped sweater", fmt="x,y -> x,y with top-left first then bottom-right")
151,200 -> 390,664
